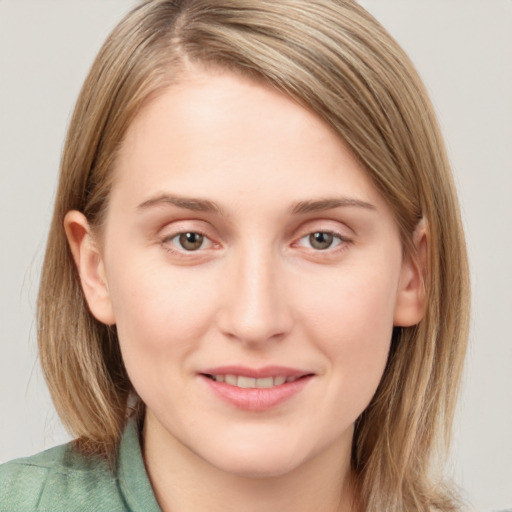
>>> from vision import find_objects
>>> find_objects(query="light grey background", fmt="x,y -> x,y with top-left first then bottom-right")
1,1 -> 511,511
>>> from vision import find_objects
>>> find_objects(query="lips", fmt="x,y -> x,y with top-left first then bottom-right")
199,366 -> 314,411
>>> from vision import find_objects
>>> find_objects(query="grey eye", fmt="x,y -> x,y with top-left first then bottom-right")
309,232 -> 335,250
177,232 -> 204,251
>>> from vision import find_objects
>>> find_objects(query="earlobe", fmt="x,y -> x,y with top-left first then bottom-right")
64,210 -> 115,325
393,219 -> 428,327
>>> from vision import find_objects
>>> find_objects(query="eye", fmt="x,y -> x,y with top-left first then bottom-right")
297,231 -> 344,251
168,232 -> 210,251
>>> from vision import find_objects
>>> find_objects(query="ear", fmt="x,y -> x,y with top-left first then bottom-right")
64,210 -> 116,325
393,219 -> 428,327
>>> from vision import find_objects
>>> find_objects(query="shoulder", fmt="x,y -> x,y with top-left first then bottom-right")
0,443 -> 127,512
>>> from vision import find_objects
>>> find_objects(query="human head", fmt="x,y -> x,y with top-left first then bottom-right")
38,0 -> 469,509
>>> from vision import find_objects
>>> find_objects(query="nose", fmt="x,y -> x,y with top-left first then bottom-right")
216,246 -> 293,347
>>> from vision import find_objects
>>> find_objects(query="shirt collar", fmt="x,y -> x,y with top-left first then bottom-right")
117,419 -> 162,512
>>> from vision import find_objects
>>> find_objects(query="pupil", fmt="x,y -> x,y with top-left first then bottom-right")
179,232 -> 203,250
310,232 -> 333,250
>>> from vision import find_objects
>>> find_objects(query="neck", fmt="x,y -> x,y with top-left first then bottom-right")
142,412 -> 357,512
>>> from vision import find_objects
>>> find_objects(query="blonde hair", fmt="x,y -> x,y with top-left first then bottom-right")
38,1 -> 470,510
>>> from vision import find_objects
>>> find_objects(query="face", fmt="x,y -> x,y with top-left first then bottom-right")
69,67 -> 423,479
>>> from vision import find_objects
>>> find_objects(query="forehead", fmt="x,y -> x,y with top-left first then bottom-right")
110,67 -> 387,215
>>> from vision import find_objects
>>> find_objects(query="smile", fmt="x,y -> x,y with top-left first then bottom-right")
204,374 -> 299,388
199,367 -> 314,411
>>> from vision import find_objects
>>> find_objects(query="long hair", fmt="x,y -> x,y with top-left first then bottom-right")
37,1 -> 470,510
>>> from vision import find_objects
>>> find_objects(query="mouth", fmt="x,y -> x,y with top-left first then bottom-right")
201,373 -> 310,389
198,367 -> 315,411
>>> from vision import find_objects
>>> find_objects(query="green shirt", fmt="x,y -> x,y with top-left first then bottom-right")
3,428 -> 512,512
0,421 -> 161,512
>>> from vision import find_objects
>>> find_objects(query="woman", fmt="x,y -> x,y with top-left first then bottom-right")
0,1 -> 471,511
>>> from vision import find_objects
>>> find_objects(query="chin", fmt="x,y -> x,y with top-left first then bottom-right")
210,450 -> 304,479
198,432 -> 309,479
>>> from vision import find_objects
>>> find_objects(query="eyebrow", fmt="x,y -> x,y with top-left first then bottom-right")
136,193 -> 376,216
137,194 -> 226,215
290,197 -> 376,214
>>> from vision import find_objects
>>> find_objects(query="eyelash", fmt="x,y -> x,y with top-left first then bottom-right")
160,230 -> 213,257
294,231 -> 351,252
159,229 -> 352,259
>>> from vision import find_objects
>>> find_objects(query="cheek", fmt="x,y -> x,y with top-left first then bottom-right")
298,262 -> 398,342
107,264 -> 224,422
105,258 -> 219,381
295,265 -> 398,402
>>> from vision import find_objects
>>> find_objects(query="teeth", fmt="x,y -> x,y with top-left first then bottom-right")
225,374 -> 237,385
237,376 -> 256,388
211,374 -> 300,388
256,377 -> 274,388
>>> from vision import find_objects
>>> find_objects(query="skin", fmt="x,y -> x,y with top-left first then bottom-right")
66,67 -> 425,512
